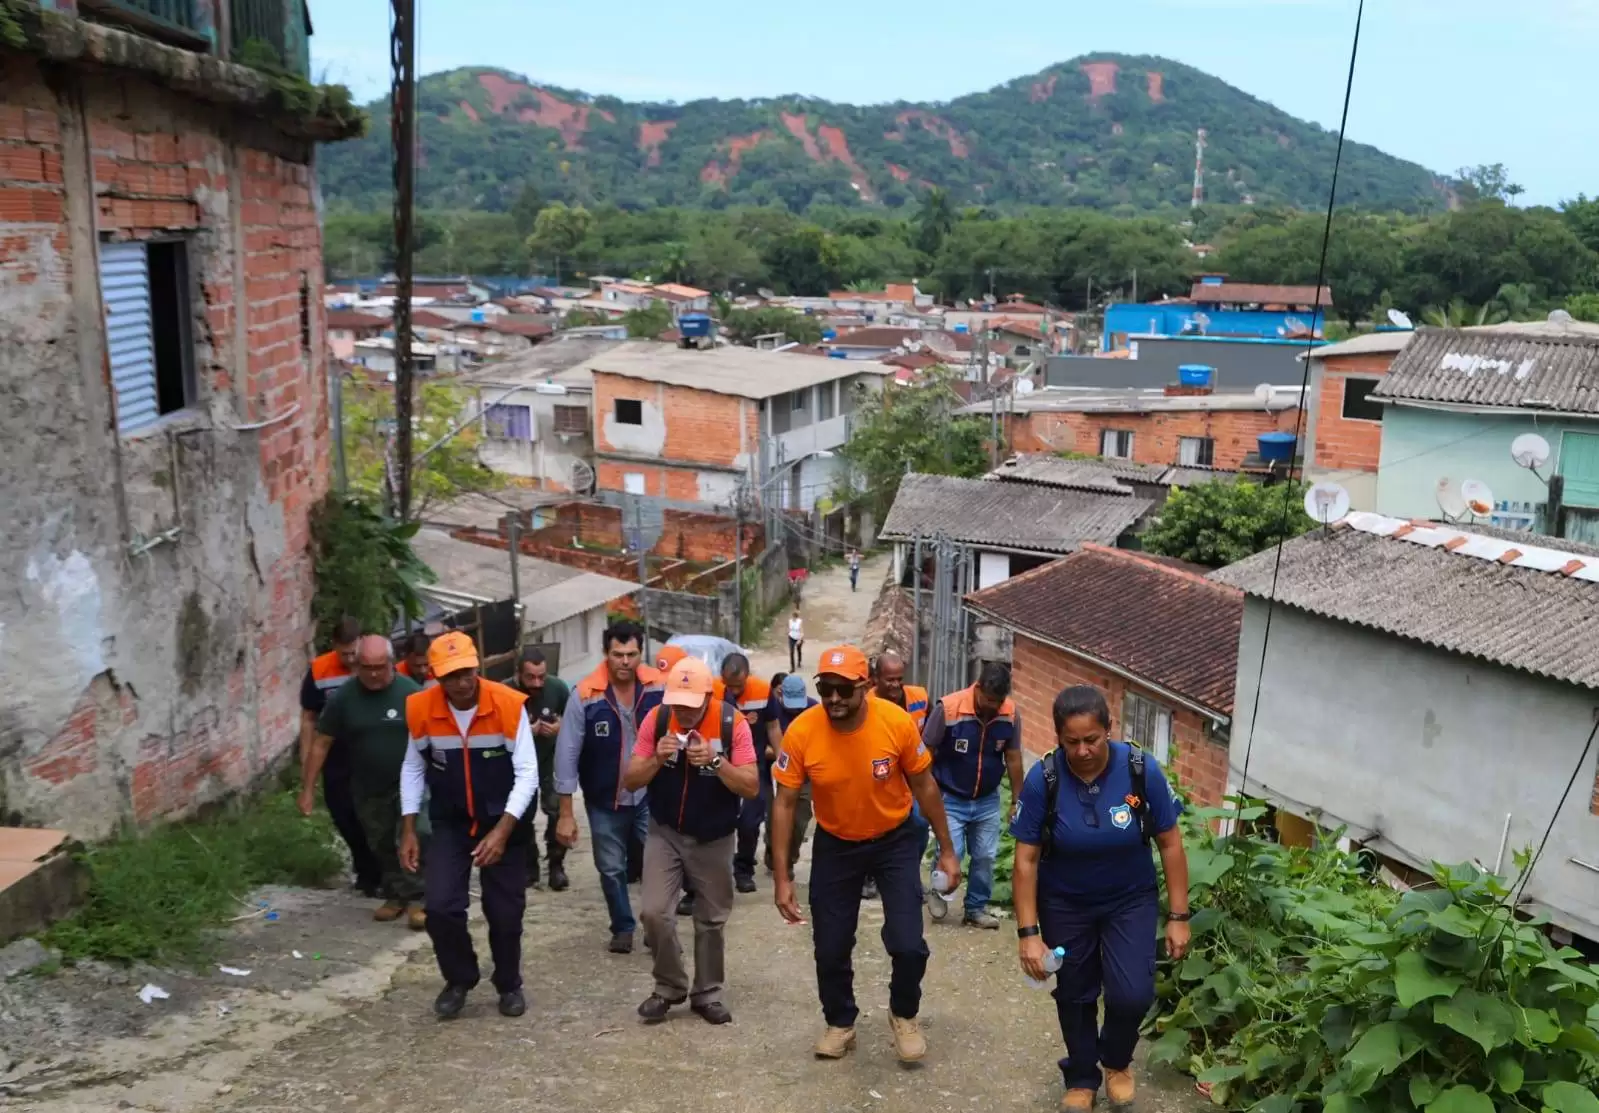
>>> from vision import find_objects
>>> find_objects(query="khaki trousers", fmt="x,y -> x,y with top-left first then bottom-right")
639,818 -> 735,1004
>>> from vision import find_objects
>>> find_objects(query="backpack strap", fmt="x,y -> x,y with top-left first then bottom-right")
720,700 -> 737,752
1126,744 -> 1154,846
652,705 -> 671,743
1040,749 -> 1060,860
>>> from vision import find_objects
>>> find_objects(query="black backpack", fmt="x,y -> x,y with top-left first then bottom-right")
1039,743 -> 1154,858
652,701 -> 738,774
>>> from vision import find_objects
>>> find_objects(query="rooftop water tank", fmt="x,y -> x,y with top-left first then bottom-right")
679,313 -> 712,338
822,328 -> 837,340
471,308 -> 485,323
1177,364 -> 1213,387
954,323 -> 970,334
1257,432 -> 1297,463
828,350 -> 848,359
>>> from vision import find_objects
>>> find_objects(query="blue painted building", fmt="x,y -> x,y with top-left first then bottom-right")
1102,276 -> 1331,352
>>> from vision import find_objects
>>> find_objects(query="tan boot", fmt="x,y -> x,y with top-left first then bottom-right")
373,899 -> 406,922
889,1015 -> 926,1063
407,906 -> 427,931
1061,1090 -> 1096,1112
814,1025 -> 856,1059
1105,1068 -> 1136,1111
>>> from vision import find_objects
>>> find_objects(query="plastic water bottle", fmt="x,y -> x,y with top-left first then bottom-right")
929,868 -> 957,903
1026,947 -> 1067,989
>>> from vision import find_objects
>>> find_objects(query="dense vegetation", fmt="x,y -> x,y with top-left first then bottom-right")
1142,478 -> 1318,568
325,189 -> 1599,326
319,55 -> 1444,215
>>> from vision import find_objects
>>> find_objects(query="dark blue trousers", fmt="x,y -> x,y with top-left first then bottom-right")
809,818 -> 929,1027
424,821 -> 528,994
1040,887 -> 1159,1092
733,759 -> 772,882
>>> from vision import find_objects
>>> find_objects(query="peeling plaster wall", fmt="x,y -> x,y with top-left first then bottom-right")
0,56 -> 328,836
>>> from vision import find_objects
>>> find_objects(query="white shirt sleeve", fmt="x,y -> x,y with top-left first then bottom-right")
504,709 -> 538,820
400,736 -> 428,817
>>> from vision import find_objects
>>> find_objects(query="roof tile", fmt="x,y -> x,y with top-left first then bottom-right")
878,473 -> 1150,553
1372,325 -> 1599,413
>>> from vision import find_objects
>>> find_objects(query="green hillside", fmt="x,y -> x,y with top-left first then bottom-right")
318,54 -> 1448,215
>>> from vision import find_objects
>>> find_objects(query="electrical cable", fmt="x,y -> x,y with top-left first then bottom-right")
1232,0 -> 1366,814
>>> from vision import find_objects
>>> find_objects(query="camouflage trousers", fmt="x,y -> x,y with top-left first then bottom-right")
355,789 -> 426,903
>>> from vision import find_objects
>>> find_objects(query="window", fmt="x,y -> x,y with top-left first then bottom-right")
623,472 -> 646,495
1120,691 -> 1172,766
615,398 -> 643,425
1100,429 -> 1134,459
553,404 -> 588,436
1179,436 -> 1214,467
818,382 -> 836,420
1341,377 -> 1384,422
102,239 -> 195,434
790,391 -> 806,412
484,403 -> 532,441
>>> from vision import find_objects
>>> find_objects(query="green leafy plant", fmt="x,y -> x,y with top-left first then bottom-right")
310,494 -> 435,643
1147,809 -> 1599,1112
723,306 -> 824,347
1142,478 -> 1316,568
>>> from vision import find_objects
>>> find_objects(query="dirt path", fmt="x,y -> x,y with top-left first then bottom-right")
6,555 -> 1207,1113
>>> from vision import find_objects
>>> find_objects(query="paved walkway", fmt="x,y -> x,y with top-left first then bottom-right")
9,555 -> 1207,1113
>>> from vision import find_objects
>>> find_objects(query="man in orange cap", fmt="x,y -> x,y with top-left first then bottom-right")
654,644 -> 688,674
770,644 -> 960,1064
622,657 -> 759,1024
398,631 -> 539,1021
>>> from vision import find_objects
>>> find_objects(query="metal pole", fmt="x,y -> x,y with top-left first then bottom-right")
507,513 -> 522,603
330,365 -> 348,493
733,481 -> 746,644
910,532 -> 923,686
390,0 -> 418,520
635,499 -> 651,661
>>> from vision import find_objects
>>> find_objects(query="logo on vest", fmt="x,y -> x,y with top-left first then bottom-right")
595,721 -> 611,738
953,737 -> 969,754
386,708 -> 398,719
1109,804 -> 1133,830
776,750 -> 791,772
871,757 -> 892,781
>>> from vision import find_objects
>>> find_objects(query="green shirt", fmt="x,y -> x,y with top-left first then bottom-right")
316,674 -> 423,798
521,676 -> 571,730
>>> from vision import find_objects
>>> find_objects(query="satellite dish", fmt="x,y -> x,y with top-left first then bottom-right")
1254,382 -> 1274,405
1460,479 -> 1494,519
1436,478 -> 1467,521
569,459 -> 596,496
1284,316 -> 1308,334
1388,308 -> 1414,330
1303,482 -> 1351,526
1511,432 -> 1551,470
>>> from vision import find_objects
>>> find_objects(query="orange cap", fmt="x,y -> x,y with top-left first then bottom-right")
815,645 -> 869,682
662,657 -> 714,707
655,644 -> 689,673
427,631 -> 479,679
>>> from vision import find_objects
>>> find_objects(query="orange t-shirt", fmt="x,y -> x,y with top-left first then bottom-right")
772,698 -> 931,841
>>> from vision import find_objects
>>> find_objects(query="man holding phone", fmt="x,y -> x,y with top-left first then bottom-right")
622,657 -> 760,1025
516,648 -> 571,891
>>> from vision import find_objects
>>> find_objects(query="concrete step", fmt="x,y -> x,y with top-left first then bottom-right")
0,827 -> 84,944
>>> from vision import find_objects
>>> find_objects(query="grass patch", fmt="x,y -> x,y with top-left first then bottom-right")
42,789 -> 344,967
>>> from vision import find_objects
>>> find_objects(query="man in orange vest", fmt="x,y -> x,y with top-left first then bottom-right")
397,631 -> 433,686
399,632 -> 539,1021
299,616 -> 381,896
713,652 -> 778,894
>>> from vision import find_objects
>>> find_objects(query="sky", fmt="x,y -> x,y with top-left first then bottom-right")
309,0 -> 1599,207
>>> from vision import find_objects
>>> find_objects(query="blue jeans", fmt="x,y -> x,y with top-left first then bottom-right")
587,803 -> 649,935
944,791 -> 1002,915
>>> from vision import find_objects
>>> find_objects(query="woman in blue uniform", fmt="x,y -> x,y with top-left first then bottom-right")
1010,686 -> 1192,1112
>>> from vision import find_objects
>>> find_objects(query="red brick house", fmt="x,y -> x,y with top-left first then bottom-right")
0,2 -> 360,835
1304,331 -> 1412,509
965,544 -> 1242,807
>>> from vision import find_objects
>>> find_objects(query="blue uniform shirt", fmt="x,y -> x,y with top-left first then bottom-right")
1010,741 -> 1181,902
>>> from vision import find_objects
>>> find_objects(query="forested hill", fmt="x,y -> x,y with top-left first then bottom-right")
318,54 -> 1448,215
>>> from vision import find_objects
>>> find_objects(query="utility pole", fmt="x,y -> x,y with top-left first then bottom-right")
506,513 -> 522,603
732,478 -> 747,644
1131,267 -> 1138,305
330,366 -> 348,492
630,496 -> 651,662
390,0 -> 418,520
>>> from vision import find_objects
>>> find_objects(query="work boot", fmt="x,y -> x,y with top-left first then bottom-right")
862,877 -> 879,901
433,985 -> 468,1020
1062,1089 -> 1096,1111
526,853 -> 541,890
735,874 -> 757,894
963,910 -> 1001,930
547,846 -> 569,892
637,993 -> 685,1023
926,887 -> 950,921
1105,1068 -> 1136,1111
609,931 -> 634,954
373,899 -> 406,923
677,892 -> 695,917
889,1015 -> 926,1063
814,1025 -> 856,1059
693,1001 -> 732,1025
498,989 -> 526,1018
407,906 -> 427,931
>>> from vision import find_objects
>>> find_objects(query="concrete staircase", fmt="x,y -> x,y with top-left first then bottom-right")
0,828 -> 84,943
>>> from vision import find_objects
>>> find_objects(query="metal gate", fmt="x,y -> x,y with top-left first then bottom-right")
907,531 -> 976,701
100,241 -> 158,434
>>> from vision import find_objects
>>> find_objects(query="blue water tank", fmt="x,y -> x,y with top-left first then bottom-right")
1178,364 -> 1213,387
471,308 -> 485,323
822,328 -> 837,340
1257,432 -> 1297,463
679,312 -> 712,338
954,323 -> 969,334
828,350 -> 848,359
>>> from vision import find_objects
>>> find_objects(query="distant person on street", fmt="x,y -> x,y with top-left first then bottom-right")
847,548 -> 861,592
301,636 -> 426,928
922,663 -> 1022,930
787,607 -> 805,671
397,630 -> 433,687
554,621 -> 664,954
862,650 -> 929,901
1011,685 -> 1191,1113
299,616 -> 382,896
770,645 -> 960,1064
763,673 -> 817,875
715,653 -> 775,895
398,632 -> 538,1021
516,648 -> 571,891
623,657 -> 759,1025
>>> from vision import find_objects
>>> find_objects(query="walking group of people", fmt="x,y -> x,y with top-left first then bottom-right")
300,612 -> 1192,1111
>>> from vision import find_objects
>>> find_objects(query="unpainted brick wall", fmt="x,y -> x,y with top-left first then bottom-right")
1009,406 -> 1301,470
592,371 -> 756,470
1313,354 -> 1392,472
0,56 -> 329,836
1009,635 -> 1230,808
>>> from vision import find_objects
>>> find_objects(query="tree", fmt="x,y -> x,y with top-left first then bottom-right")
762,224 -> 848,295
835,367 -> 989,522
1454,163 -> 1524,205
1566,293 -> 1599,323
310,495 -> 436,643
510,181 -> 544,238
340,376 -> 501,516
526,202 -> 593,283
916,187 -> 956,256
1141,478 -> 1316,568
621,303 -> 673,338
722,306 -> 823,346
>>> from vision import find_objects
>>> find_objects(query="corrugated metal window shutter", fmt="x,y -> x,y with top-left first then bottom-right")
100,242 -> 158,434
1560,431 -> 1599,509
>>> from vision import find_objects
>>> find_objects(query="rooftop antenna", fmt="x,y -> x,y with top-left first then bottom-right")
1191,128 -> 1207,209
1387,308 -> 1414,330
1303,482 -> 1351,532
1510,432 -> 1551,482
1460,478 -> 1495,521
1435,477 -> 1467,522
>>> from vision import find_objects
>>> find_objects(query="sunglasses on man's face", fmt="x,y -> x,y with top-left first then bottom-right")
815,679 -> 859,700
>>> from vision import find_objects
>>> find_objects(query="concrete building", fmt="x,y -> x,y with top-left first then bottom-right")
0,1 -> 360,835
1046,335 -> 1322,392
588,343 -> 893,512
327,309 -> 389,363
966,545 -> 1239,807
1101,278 -> 1331,353
1215,512 -> 1599,941
1300,329 -> 1413,510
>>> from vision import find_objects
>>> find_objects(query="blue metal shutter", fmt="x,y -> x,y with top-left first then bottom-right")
100,242 -> 158,434
1560,431 -> 1599,509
